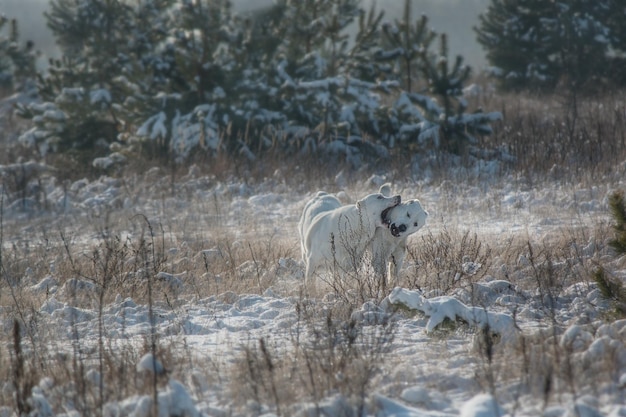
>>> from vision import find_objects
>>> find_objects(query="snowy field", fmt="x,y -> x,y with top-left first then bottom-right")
1,164 -> 626,417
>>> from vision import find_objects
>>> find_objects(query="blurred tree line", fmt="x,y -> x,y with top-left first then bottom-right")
4,0 -> 624,171
0,16 -> 37,95
0,0 -> 626,168
8,0 -> 501,170
476,0 -> 626,91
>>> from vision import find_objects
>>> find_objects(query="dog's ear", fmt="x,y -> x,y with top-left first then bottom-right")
411,199 -> 428,216
379,183 -> 392,197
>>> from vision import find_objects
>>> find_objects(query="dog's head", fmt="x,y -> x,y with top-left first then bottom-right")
356,193 -> 401,228
386,199 -> 428,238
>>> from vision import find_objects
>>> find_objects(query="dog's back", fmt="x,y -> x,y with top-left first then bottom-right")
298,192 -> 342,261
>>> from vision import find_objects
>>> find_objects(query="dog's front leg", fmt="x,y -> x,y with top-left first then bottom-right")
389,243 -> 407,287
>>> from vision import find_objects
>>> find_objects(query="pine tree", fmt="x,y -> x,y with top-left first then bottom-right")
551,0 -> 613,90
271,0 -> 356,77
377,0 -> 436,92
272,0 -> 365,141
392,33 -> 501,153
125,0 -> 294,159
364,2 -> 501,153
476,0 -> 625,90
17,0 -> 177,162
604,1 -> 626,85
608,190 -> 626,255
594,190 -> 626,317
345,4 -> 386,82
475,0 -> 559,90
46,0 -> 136,85
14,0 -> 504,167
420,34 -> 470,127
18,56 -> 118,155
17,0 -> 135,158
0,17 -> 37,94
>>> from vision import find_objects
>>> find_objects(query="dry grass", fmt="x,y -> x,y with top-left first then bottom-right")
405,226 -> 493,294
471,90 -> 626,186
0,181 -> 621,414
231,298 -> 395,415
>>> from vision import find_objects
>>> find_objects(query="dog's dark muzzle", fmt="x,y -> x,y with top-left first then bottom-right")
390,223 -> 407,237
381,207 -> 392,226
381,195 -> 402,227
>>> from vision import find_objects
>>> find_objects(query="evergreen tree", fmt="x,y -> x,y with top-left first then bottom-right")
377,1 -> 436,92
0,16 -> 37,94
476,0 -> 626,90
115,0 -> 287,161
46,0 -> 136,86
609,190 -> 626,255
345,4 -> 386,82
392,34 -> 501,153
271,0 -> 356,77
127,0 -> 501,161
420,34 -> 472,151
420,34 -> 470,126
17,0 -> 176,160
126,0 -> 267,158
475,0 -> 559,90
594,190 -> 626,317
15,0 -> 503,168
550,0 -> 613,90
271,0 -> 377,145
603,1 -> 626,85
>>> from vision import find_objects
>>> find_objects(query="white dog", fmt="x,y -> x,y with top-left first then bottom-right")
369,196 -> 428,289
299,191 -> 401,285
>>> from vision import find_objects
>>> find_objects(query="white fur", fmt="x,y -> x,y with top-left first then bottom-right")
369,198 -> 428,288
299,191 -> 401,285
298,191 -> 342,260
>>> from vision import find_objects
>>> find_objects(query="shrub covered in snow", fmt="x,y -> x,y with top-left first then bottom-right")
476,0 -> 626,91
14,0 -> 501,169
0,16 -> 37,94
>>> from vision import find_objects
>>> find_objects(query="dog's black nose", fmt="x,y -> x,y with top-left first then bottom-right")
390,223 -> 406,237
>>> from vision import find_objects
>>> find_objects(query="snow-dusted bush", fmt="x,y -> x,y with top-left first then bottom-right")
476,0 -> 626,90
14,0 -> 501,170
0,16 -> 37,94
405,228 -> 492,294
233,298 -> 396,415
17,86 -> 116,156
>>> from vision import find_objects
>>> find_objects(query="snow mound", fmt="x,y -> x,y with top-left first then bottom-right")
105,379 -> 200,417
460,394 -> 505,417
137,353 -> 165,375
374,394 -> 454,417
388,287 -> 518,343
158,380 -> 200,417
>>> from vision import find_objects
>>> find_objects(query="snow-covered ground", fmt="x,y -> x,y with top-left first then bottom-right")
1,166 -> 625,417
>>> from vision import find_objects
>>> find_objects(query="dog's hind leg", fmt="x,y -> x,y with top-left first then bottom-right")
304,256 -> 319,294
388,244 -> 407,288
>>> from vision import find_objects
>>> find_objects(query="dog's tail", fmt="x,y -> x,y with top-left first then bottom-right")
379,183 -> 392,197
